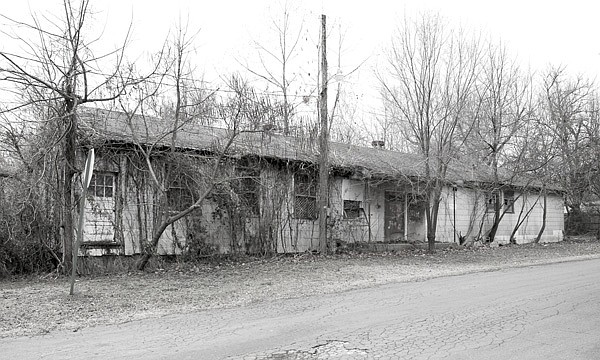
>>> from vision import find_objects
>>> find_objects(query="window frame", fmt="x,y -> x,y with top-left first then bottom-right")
485,191 -> 498,213
293,172 -> 317,220
88,172 -> 115,198
166,184 -> 195,212
166,171 -> 196,213
232,167 -> 261,216
503,190 -> 515,214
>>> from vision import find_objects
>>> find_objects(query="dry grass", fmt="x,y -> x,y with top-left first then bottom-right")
2,237 -> 600,338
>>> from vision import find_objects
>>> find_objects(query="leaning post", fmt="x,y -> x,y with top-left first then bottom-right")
69,149 -> 95,295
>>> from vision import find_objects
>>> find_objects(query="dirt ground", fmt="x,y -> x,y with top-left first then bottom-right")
2,237 -> 600,339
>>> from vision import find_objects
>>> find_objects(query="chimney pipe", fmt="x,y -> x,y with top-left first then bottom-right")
371,140 -> 385,149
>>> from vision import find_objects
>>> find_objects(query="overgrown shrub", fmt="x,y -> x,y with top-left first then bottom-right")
565,210 -> 600,236
180,219 -> 220,261
0,176 -> 61,277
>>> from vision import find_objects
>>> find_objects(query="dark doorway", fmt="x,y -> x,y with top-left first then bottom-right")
385,191 -> 405,242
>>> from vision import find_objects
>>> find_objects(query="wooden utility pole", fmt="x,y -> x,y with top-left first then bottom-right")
318,14 -> 329,253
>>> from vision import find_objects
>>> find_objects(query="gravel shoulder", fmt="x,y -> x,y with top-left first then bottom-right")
2,238 -> 600,338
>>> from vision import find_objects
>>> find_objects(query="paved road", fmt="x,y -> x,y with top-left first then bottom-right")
3,259 -> 600,360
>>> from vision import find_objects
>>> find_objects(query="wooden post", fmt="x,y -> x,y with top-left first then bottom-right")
70,149 -> 94,295
318,14 -> 329,253
404,194 -> 408,241
453,185 -> 457,243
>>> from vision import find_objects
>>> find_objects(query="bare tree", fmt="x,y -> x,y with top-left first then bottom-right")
378,13 -> 480,252
240,1 -> 315,134
510,81 -> 567,243
539,66 -> 596,233
0,0 -> 143,271
471,41 -> 533,242
110,22 -> 288,268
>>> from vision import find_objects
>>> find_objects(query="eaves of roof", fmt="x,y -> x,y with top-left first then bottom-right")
78,107 -> 555,190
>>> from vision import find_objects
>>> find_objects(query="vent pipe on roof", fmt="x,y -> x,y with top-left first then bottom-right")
371,140 -> 385,149
262,123 -> 279,132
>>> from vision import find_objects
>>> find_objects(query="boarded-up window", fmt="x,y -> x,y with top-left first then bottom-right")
503,190 -> 515,213
343,200 -> 362,219
294,173 -> 317,219
88,173 -> 114,198
486,191 -> 498,213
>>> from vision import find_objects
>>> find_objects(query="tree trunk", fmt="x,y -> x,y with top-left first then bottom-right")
136,220 -> 169,270
62,103 -> 78,273
534,188 -> 547,244
427,187 -> 442,253
137,184 -> 213,270
488,202 -> 500,243
509,192 -> 540,244
509,193 -> 527,244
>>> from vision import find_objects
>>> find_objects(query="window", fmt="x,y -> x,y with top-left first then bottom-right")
88,173 -> 114,198
294,173 -> 317,219
407,195 -> 427,222
232,167 -> 260,216
167,185 -> 194,212
503,190 -> 515,214
166,173 -> 195,212
485,191 -> 498,213
343,200 -> 362,219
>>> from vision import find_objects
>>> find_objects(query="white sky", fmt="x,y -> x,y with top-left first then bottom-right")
3,0 -> 600,118
104,0 -> 600,78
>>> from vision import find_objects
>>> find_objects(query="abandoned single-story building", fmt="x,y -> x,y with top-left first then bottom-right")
76,108 -> 564,257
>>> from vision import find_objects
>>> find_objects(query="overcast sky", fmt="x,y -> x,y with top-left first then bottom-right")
104,0 -> 600,77
3,0 -> 600,117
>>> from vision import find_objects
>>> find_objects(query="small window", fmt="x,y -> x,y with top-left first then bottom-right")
343,200 -> 362,219
503,190 -> 515,214
88,173 -> 114,198
485,191 -> 498,213
294,173 -> 317,219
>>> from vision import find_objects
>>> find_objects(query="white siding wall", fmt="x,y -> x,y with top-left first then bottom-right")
495,192 -> 564,244
121,185 -> 143,255
86,153 -> 565,256
275,169 -> 320,253
436,186 -> 564,244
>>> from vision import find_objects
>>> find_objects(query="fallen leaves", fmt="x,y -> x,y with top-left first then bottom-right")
1,238 -> 600,338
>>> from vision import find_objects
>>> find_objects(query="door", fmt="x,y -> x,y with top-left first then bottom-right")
84,173 -> 116,243
384,191 -> 405,242
406,195 -> 427,241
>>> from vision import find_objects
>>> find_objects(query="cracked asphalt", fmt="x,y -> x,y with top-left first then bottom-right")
2,258 -> 600,359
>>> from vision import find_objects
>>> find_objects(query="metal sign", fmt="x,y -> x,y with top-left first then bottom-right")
82,149 -> 95,188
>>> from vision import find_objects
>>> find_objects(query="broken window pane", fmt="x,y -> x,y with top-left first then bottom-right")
343,200 -> 362,219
